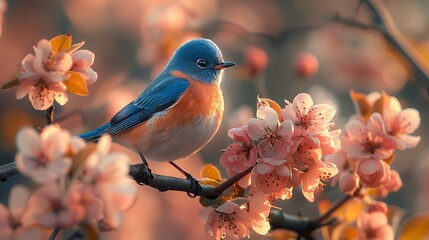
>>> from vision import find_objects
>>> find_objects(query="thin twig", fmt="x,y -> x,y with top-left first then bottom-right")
313,193 -> 353,224
213,165 -> 254,196
334,0 -> 429,87
48,227 -> 61,240
254,76 -> 269,98
46,105 -> 55,125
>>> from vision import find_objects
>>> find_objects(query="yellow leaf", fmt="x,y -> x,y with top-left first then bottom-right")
50,34 -> 72,53
318,198 -> 364,240
383,152 -> 396,165
63,71 -> 89,96
318,198 -> 364,222
332,224 -> 358,240
69,143 -> 97,178
399,213 -> 429,240
199,178 -> 220,187
349,90 -> 371,120
200,164 -> 221,181
79,221 -> 100,240
257,96 -> 282,120
266,229 -> 298,240
372,91 -> 390,116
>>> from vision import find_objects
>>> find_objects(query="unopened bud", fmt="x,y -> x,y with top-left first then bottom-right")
339,172 -> 359,195
294,52 -> 318,78
244,46 -> 268,76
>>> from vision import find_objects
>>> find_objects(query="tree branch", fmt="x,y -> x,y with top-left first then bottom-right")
129,163 -> 254,199
46,105 -> 55,125
0,162 -> 18,182
48,227 -> 60,240
334,0 -> 429,87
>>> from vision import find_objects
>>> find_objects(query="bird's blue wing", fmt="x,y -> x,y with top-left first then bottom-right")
79,74 -> 190,141
103,75 -> 190,136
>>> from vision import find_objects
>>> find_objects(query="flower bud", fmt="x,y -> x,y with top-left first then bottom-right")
339,172 -> 359,195
244,46 -> 268,76
294,52 -> 318,78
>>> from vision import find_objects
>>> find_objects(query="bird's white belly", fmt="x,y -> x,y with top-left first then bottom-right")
120,114 -> 221,162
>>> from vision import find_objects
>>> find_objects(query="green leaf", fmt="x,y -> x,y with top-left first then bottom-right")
63,71 -> 89,96
2,74 -> 22,90
199,196 -> 221,207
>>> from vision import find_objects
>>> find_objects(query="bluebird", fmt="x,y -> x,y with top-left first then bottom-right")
80,38 -> 235,187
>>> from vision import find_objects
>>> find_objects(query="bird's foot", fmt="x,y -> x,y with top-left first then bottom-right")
139,153 -> 154,184
169,162 -> 202,198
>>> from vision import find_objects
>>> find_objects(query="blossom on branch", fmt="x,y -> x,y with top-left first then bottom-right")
15,125 -> 72,184
382,96 -> 421,150
0,186 -> 42,240
2,34 -> 97,110
75,135 -> 137,229
357,211 -> 394,240
200,201 -> 251,240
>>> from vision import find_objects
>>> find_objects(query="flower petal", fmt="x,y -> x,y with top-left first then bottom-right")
247,118 -> 266,141
293,93 -> 314,116
16,127 -> 41,157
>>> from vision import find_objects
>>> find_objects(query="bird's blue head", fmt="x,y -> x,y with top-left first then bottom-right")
165,38 -> 235,84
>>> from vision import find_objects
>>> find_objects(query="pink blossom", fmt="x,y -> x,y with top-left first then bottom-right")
220,125 -> 257,188
248,106 -> 294,159
314,128 -> 341,155
301,161 -> 338,202
15,125 -> 72,184
17,39 -> 71,110
368,201 -> 388,215
71,49 -> 98,84
0,0 -> 6,38
371,169 -> 403,198
68,184 -> 104,222
282,93 -> 336,136
0,186 -> 41,240
0,205 -> 12,240
383,96 -> 420,149
356,159 -> 390,188
325,150 -> 348,186
77,135 -> 137,229
220,143 -> 257,188
339,172 -> 359,195
22,183 -> 85,228
288,136 -> 322,171
200,202 -> 251,239
357,211 -> 394,240
228,125 -> 252,146
342,113 -> 395,161
247,191 -> 271,235
252,161 -> 295,196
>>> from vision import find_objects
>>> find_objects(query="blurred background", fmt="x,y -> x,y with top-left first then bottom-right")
1,0 -> 429,239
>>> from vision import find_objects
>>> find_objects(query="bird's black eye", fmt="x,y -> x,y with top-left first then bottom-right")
196,59 -> 207,68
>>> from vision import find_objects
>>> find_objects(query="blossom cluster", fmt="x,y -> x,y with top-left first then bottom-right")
200,93 -> 342,239
3,34 -> 97,110
0,125 -> 136,239
325,91 -> 420,239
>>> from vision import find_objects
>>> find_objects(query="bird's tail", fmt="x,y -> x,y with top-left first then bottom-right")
79,123 -> 109,142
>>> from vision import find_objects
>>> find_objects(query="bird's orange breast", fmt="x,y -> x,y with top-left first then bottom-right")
114,70 -> 224,161
156,70 -> 224,129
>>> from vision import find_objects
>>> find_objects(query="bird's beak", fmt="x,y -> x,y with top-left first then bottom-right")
215,62 -> 235,70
